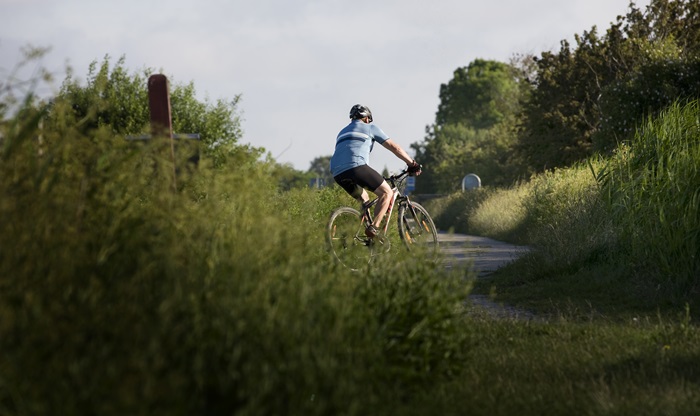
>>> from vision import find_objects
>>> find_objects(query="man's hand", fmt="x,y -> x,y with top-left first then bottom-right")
407,160 -> 422,176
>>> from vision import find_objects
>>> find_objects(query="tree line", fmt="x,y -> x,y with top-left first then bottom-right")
411,0 -> 700,193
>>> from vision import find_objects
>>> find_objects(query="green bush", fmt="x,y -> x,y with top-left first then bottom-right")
0,92 -> 472,415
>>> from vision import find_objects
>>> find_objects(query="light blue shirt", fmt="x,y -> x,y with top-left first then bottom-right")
330,120 -> 389,176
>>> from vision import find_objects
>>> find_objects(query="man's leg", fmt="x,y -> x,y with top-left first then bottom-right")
355,188 -> 370,206
371,181 -> 392,231
336,175 -> 369,207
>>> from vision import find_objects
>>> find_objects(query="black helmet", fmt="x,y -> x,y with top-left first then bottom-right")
349,104 -> 373,122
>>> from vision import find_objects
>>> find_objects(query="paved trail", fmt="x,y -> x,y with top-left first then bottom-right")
437,232 -> 537,319
438,233 -> 530,277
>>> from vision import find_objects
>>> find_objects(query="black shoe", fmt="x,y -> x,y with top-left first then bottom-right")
365,224 -> 379,238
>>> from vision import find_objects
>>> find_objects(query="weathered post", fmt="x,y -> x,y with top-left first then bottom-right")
147,74 -> 178,189
126,74 -> 200,190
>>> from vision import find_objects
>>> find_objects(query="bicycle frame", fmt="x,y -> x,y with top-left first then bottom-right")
361,170 -> 412,238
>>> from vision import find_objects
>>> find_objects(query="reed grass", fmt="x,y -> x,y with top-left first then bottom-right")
601,101 -> 700,295
0,95 -> 473,415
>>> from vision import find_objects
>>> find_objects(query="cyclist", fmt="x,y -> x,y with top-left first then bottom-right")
330,104 -> 421,238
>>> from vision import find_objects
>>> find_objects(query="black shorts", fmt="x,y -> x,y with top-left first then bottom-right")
333,165 -> 385,199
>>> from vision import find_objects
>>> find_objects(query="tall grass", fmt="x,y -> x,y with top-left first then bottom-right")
518,160 -> 617,276
466,183 -> 530,244
430,100 -> 700,313
0,98 -> 473,415
426,163 -> 611,252
601,101 -> 700,294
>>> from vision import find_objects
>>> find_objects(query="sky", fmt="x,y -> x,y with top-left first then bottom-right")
1,0 -> 650,173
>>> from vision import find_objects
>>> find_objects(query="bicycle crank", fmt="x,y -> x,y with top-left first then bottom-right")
369,234 -> 391,254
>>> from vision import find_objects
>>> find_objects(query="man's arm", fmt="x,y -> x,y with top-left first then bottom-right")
381,139 -> 416,166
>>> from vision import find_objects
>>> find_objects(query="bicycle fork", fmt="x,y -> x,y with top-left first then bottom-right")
400,197 -> 431,242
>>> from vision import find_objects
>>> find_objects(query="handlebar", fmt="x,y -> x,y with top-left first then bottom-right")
384,168 -> 418,189
384,169 -> 408,182
384,164 -> 422,185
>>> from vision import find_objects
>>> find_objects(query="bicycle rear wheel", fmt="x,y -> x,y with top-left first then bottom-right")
327,207 -> 373,271
397,201 -> 439,258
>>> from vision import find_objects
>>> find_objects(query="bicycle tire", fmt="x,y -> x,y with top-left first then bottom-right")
327,207 -> 373,271
397,201 -> 439,258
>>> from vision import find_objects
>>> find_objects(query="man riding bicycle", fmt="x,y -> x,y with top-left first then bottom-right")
330,104 -> 421,238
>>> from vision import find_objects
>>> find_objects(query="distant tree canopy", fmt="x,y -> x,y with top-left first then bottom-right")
308,155 -> 333,186
435,59 -> 522,130
411,0 -> 700,192
412,58 -> 530,192
55,55 -> 262,168
516,0 -> 700,174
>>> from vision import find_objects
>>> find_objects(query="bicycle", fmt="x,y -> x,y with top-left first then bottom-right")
326,169 -> 439,271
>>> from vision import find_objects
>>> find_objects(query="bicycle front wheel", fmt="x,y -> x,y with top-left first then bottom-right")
397,201 -> 439,258
327,207 -> 372,271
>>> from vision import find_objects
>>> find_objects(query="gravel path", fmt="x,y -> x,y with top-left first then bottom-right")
438,232 -> 539,320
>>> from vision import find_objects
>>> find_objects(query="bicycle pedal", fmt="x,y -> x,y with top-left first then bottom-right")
375,235 -> 391,252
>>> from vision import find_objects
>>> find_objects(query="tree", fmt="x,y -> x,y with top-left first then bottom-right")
271,162 -> 314,191
55,55 -> 260,167
515,0 -> 700,173
307,155 -> 333,187
412,59 -> 528,192
515,28 -> 617,172
594,0 -> 700,153
435,59 -> 521,130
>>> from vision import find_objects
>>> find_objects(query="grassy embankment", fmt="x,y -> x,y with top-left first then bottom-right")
1,95 -> 699,414
427,100 -> 700,320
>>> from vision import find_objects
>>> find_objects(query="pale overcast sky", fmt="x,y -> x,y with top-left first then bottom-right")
1,0 -> 650,173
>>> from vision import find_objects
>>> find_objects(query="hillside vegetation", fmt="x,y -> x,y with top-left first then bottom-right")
427,100 -> 700,316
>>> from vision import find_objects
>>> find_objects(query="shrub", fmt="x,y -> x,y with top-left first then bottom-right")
0,90 -> 472,415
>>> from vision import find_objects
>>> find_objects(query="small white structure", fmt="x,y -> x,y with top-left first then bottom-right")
462,173 -> 481,191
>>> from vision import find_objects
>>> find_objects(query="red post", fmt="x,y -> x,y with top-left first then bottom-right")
148,74 -> 173,138
147,74 -> 177,189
